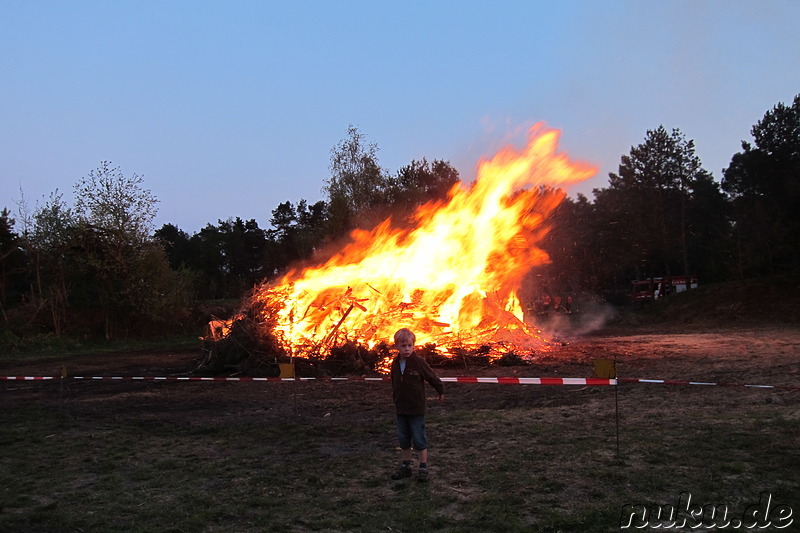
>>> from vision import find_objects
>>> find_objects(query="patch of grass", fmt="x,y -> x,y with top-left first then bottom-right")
2,343 -> 799,532
0,333 -> 200,360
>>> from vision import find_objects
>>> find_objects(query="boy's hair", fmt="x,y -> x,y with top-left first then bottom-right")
394,328 -> 416,345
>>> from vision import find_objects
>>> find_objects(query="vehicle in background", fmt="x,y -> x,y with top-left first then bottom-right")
631,275 -> 698,306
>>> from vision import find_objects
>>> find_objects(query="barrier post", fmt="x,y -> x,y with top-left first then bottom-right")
593,359 -> 620,459
614,364 -> 620,460
60,365 -> 67,415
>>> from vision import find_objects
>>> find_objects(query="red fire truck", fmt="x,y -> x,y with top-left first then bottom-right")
631,275 -> 698,305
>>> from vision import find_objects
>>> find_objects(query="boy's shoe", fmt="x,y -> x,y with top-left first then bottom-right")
391,464 -> 412,480
417,466 -> 429,482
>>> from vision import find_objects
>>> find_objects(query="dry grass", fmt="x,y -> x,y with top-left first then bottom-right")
1,328 -> 799,532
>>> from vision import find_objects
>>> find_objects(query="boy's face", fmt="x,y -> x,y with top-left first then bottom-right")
396,338 -> 414,358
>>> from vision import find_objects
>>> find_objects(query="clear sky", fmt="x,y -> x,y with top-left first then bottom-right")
2,0 -> 799,234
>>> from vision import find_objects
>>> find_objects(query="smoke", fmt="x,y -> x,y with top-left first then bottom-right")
536,298 -> 617,340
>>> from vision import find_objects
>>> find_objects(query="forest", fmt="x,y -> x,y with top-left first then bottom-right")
1,94 -> 799,346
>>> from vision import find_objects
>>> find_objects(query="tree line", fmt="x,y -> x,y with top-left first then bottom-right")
1,95 -> 798,343
543,94 -> 800,301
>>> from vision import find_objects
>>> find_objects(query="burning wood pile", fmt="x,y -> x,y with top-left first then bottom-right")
200,124 -> 596,376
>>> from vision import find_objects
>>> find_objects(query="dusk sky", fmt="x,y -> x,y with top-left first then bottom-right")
2,1 -> 799,233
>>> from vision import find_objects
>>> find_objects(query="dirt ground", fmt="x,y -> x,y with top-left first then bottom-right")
2,326 -> 799,424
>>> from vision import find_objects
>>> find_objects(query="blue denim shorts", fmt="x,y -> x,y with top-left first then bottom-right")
396,414 -> 428,451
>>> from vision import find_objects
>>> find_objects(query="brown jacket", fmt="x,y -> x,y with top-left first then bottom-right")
390,353 -> 444,415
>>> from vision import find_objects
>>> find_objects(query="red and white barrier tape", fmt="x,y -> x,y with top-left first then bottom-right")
619,377 -> 800,390
441,377 -> 615,385
1,376 -> 60,381
2,375 -> 798,389
0,375 -> 614,385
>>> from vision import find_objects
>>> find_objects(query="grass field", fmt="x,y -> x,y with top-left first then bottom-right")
1,328 -> 799,532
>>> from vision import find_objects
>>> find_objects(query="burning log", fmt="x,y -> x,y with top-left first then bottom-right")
313,303 -> 355,357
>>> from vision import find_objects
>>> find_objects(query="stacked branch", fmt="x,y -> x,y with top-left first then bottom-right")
198,283 -> 542,376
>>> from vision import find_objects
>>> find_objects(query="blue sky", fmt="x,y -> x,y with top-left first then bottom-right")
2,0 -> 799,233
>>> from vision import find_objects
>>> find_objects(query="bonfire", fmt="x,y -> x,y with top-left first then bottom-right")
204,124 -> 596,374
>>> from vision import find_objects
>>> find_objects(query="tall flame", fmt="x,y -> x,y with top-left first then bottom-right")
249,124 -> 596,361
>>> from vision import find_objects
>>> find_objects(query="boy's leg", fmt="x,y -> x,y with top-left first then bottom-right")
409,416 -> 430,482
419,449 -> 428,464
392,415 -> 413,479
417,448 -> 429,482
391,449 -> 413,479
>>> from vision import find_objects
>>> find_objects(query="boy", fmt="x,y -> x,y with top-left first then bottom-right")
390,328 -> 444,482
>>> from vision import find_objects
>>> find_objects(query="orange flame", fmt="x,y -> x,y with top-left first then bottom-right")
249,124 -> 596,362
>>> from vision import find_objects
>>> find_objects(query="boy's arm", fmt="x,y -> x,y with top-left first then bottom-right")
419,358 -> 444,398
